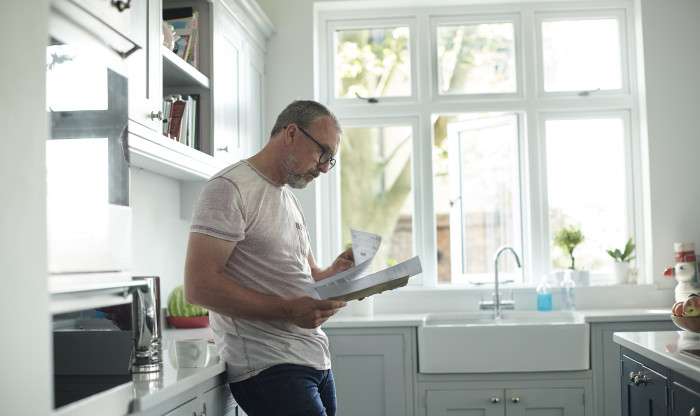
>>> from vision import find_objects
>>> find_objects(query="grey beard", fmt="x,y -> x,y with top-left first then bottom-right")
284,152 -> 317,189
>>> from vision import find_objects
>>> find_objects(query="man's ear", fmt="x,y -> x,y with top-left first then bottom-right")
284,124 -> 297,147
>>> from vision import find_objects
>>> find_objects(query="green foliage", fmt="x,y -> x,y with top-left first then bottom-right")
554,225 -> 585,269
606,238 -> 636,263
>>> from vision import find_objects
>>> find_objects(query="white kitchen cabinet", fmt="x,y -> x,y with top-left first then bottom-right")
127,0 -> 274,182
212,2 -> 243,164
325,327 -> 416,416
425,388 -> 584,416
127,0 -> 162,134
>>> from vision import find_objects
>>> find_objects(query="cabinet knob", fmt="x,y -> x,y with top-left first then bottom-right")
629,372 -> 636,381
633,372 -> 648,386
690,407 -> 696,416
111,0 -> 131,12
511,396 -> 520,403
217,146 -> 229,152
490,396 -> 500,403
150,111 -> 163,121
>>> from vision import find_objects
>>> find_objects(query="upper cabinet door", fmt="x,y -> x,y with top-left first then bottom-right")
128,0 -> 163,133
212,3 -> 244,164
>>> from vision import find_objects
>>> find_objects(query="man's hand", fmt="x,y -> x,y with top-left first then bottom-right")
328,247 -> 355,276
284,297 -> 347,329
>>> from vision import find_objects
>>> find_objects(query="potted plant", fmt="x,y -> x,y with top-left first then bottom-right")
553,225 -> 589,285
606,238 -> 636,284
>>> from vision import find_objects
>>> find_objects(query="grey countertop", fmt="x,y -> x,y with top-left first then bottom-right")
52,327 -> 223,416
321,308 -> 673,328
613,330 -> 700,381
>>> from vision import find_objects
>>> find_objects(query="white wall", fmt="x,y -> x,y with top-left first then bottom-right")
131,169 -> 192,302
637,0 -> 700,289
1,1 -> 52,414
258,0 -> 700,292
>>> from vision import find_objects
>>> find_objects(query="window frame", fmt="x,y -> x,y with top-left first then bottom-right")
315,1 -> 647,287
430,12 -> 524,101
321,16 -> 420,108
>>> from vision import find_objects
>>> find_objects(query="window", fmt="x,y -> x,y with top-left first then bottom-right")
340,125 -> 415,271
317,2 -> 643,286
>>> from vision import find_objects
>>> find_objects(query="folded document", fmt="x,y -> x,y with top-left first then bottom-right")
303,230 -> 422,301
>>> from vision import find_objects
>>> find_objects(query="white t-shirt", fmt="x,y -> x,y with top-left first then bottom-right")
190,160 -> 331,383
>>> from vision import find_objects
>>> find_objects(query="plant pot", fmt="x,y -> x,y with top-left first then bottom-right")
612,262 -> 630,284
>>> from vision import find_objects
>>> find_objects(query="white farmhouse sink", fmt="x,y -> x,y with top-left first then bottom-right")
417,310 -> 589,373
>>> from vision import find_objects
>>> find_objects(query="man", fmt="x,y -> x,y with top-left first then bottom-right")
184,100 -> 354,415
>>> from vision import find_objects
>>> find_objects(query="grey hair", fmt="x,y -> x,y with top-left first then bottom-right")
270,100 -> 342,138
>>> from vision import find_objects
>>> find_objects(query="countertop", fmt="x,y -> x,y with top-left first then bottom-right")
52,327 -> 223,416
613,330 -> 700,381
321,308 -> 673,328
51,309 -> 674,416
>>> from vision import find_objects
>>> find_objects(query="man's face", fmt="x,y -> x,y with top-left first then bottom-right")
283,118 -> 340,189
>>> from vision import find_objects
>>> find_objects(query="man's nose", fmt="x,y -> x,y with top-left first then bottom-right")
317,161 -> 330,173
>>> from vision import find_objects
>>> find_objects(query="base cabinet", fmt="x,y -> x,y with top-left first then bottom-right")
621,352 -> 668,416
423,386 -> 586,416
620,347 -> 700,416
325,327 -> 416,416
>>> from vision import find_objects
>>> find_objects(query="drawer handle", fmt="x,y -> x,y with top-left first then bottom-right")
150,111 -> 163,121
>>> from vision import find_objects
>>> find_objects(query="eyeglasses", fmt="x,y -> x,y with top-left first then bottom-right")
296,125 -> 337,169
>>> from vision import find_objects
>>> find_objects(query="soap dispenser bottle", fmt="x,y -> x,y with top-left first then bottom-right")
561,270 -> 576,310
536,275 -> 552,311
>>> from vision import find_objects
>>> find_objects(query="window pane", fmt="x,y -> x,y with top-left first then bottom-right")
340,126 -> 414,271
437,22 -> 516,95
433,114 -> 522,284
541,18 -> 622,92
335,27 -> 411,98
546,118 -> 627,275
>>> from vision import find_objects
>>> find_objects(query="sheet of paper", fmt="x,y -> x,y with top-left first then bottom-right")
314,256 -> 422,300
350,229 -> 382,265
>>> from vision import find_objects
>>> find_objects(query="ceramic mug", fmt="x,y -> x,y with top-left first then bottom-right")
175,339 -> 208,368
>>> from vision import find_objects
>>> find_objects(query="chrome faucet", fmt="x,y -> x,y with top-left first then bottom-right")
480,246 -> 521,319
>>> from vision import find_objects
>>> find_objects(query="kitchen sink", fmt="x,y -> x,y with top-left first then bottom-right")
417,310 -> 590,373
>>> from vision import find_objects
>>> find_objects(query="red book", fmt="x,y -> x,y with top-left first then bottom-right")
168,99 -> 187,142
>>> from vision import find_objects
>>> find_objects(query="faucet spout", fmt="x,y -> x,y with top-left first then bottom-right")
488,246 -> 521,319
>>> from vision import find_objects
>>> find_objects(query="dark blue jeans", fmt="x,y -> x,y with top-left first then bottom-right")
229,364 -> 337,416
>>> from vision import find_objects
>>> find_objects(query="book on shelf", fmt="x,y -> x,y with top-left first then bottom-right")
162,93 -> 201,150
165,94 -> 188,143
163,7 -> 199,69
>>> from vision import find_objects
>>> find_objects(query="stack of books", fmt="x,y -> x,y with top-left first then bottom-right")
162,94 -> 201,150
163,7 -> 199,69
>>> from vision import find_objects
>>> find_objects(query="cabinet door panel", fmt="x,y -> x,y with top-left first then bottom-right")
672,381 -> 700,416
201,383 -> 239,416
425,389 -> 504,416
329,333 -> 407,416
212,4 -> 243,163
506,388 -> 584,416
128,0 -> 162,132
621,354 -> 668,416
